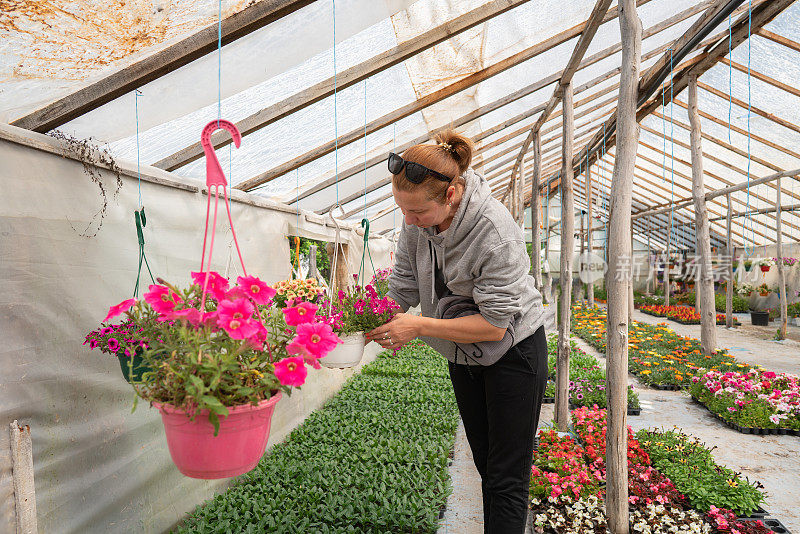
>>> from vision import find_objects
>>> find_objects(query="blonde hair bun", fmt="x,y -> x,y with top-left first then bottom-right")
435,130 -> 473,175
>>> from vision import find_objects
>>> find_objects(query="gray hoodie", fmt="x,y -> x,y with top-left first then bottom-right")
386,167 -> 546,365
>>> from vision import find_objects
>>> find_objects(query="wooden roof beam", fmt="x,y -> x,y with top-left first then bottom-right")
11,0 -> 317,133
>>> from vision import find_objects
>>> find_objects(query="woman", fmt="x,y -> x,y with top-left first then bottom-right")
365,130 -> 548,533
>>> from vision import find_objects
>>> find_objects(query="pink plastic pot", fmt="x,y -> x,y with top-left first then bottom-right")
153,391 -> 282,479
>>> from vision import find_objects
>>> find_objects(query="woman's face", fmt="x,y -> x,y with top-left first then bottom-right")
392,185 -> 450,229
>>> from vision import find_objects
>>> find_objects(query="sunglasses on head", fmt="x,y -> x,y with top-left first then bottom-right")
387,152 -> 453,184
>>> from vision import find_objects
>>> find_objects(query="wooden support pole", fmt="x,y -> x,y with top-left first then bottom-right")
726,194 -> 735,328
518,158 -> 526,227
688,74 -> 717,354
555,81 -> 575,432
629,228 -> 635,323
532,132 -> 543,291
544,191 -> 553,302
580,207 -> 586,301
607,1 -> 640,531
10,421 -> 37,534
777,177 -> 788,339
308,244 -> 319,280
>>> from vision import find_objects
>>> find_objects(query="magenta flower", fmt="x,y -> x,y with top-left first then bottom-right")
282,302 -> 319,326
237,275 -> 277,306
144,285 -> 182,315
287,339 -> 321,369
218,315 -> 259,339
103,298 -> 136,322
274,357 -> 307,387
169,308 -> 203,325
107,338 -> 120,352
191,271 -> 230,301
293,322 -> 341,358
88,338 -> 98,350
217,298 -> 255,323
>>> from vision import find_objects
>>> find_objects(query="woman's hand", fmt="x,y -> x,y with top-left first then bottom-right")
366,313 -> 421,351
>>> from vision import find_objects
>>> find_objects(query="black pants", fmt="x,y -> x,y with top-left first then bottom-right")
447,326 -> 547,534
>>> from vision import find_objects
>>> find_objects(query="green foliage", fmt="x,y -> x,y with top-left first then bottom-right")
175,341 -> 459,533
714,293 -> 749,313
545,335 -> 639,410
131,287 -> 291,435
636,428 -> 765,516
593,285 -> 607,301
788,302 -> 800,318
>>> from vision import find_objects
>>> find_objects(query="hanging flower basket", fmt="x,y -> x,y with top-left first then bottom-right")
760,265 -> 771,273
153,392 -> 282,479
320,332 -> 366,369
743,261 -> 753,271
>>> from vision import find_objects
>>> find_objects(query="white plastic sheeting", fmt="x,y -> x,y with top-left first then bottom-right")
0,123 -> 391,533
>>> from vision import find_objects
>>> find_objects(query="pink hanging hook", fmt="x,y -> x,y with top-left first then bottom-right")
201,119 -> 241,188
198,119 -> 246,311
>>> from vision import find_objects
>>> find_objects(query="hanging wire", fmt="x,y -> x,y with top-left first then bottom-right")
392,122 -> 397,243
332,0 -> 340,206
743,0 -> 754,254
135,89 -> 143,209
217,0 -> 222,127
363,79 -> 368,218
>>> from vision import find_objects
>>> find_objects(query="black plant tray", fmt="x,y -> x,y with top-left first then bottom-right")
738,505 -> 770,519
739,517 -> 793,534
691,395 -> 800,437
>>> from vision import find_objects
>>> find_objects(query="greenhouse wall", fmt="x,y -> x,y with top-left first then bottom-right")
0,124 -> 391,534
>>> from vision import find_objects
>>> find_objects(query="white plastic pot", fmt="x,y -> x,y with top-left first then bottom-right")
320,332 -> 366,369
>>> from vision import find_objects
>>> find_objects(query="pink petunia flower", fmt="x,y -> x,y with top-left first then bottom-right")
144,285 -> 182,315
287,339 -> 321,369
169,308 -> 203,326
282,302 -> 319,326
292,322 -> 341,358
107,338 -> 120,352
274,356 -> 307,386
237,275 -> 277,306
217,298 -> 255,323
218,315 -> 259,339
104,298 -> 137,323
191,271 -> 230,301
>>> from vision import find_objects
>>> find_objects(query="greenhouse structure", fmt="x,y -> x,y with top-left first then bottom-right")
1,0 -> 800,532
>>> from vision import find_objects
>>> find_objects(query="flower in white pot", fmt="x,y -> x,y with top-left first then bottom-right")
315,282 -> 401,368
